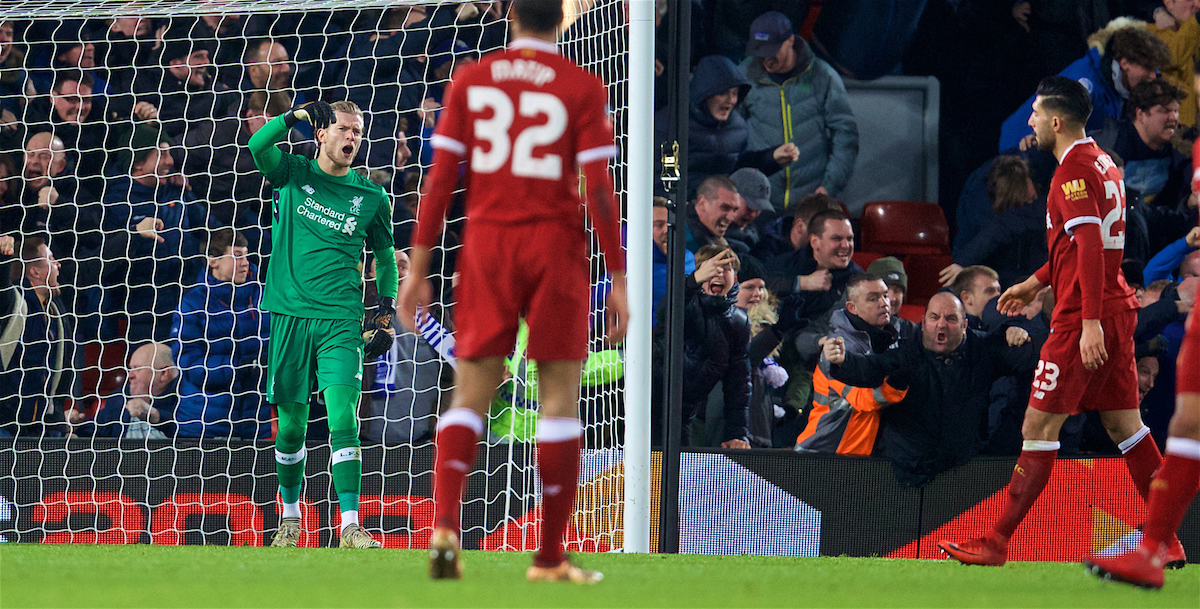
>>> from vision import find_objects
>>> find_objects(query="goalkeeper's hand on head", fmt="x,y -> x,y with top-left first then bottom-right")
363,297 -> 396,360
285,101 -> 335,131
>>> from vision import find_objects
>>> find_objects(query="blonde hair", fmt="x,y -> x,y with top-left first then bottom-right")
331,99 -> 362,117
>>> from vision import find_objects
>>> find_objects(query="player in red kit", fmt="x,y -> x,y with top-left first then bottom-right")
1082,130 -> 1200,591
398,0 -> 627,584
939,76 -> 1184,569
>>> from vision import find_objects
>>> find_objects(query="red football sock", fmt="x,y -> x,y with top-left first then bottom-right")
432,409 -> 484,533
1142,439 -> 1200,548
993,442 -> 1058,540
1119,426 -> 1162,503
534,417 -> 582,568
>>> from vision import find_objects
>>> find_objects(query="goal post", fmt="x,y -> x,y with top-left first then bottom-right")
0,0 -> 651,553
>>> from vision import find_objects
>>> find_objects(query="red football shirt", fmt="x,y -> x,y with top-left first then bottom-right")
414,38 -> 621,270
1036,137 -> 1138,331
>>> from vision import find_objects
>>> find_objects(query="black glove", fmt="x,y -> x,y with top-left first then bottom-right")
284,101 -> 335,131
773,293 -> 811,336
362,297 -> 396,360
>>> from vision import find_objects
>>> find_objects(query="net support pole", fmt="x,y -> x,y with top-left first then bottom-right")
622,0 -> 655,555
658,0 -> 689,555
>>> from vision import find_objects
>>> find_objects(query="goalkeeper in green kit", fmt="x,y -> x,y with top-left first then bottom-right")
249,99 -> 398,548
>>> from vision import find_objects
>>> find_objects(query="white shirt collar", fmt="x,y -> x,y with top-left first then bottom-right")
1059,136 -> 1094,163
509,37 -> 559,55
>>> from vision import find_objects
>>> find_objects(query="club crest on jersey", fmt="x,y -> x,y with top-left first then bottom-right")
349,195 -> 363,215
302,184 -> 315,195
1061,179 -> 1088,201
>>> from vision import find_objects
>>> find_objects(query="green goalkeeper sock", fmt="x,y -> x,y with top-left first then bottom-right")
275,401 -> 309,515
326,385 -> 362,528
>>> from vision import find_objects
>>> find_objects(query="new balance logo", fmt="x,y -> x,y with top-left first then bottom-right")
302,184 -> 315,195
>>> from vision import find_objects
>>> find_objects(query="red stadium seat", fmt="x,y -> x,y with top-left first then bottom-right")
899,303 -> 925,323
852,251 -> 882,271
80,340 -> 130,416
902,253 -> 953,307
861,200 -> 950,256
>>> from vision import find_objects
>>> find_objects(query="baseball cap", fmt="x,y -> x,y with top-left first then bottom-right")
867,256 -> 908,292
745,11 -> 794,58
729,168 -> 773,212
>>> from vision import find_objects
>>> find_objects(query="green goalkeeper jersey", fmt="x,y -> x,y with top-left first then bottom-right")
251,115 -> 393,320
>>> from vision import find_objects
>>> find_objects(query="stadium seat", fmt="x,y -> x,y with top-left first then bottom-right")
852,251 -> 882,271
901,253 -> 953,307
899,303 -> 924,323
860,200 -> 950,256
81,341 -> 129,415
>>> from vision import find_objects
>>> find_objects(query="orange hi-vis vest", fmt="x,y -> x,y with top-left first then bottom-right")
797,365 -> 907,456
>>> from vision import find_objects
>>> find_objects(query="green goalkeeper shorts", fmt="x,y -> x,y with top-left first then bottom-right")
266,313 -> 364,405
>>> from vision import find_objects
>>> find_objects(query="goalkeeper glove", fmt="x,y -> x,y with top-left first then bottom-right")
363,297 -> 396,360
284,101 -> 335,131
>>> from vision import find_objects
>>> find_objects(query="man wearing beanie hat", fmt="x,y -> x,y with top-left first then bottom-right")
101,123 -> 211,342
740,10 -> 858,210
867,256 -> 915,334
29,20 -> 110,96
115,19 -> 235,141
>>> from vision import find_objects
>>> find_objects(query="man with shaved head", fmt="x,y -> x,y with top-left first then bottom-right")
85,342 -> 179,438
6,131 -> 103,334
822,292 -> 1045,486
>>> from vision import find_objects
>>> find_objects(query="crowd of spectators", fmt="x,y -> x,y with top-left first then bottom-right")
648,1 -> 1200,487
0,2 -> 1196,490
0,5 -> 512,439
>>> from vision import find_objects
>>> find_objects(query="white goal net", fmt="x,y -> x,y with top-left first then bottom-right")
0,0 -> 636,551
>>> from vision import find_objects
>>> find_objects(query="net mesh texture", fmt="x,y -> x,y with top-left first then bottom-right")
0,0 -> 630,549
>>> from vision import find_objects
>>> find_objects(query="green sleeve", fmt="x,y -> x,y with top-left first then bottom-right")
248,114 -> 290,176
374,246 -> 398,300
366,191 -> 395,252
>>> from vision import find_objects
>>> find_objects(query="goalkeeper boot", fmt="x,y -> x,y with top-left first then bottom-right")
1164,535 -> 1187,570
938,533 -> 1008,566
429,527 -> 462,580
526,557 -> 604,584
1085,543 -> 1167,589
338,524 -> 381,548
270,517 -> 302,547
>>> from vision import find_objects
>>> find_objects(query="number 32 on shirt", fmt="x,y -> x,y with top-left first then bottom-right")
468,85 -> 567,180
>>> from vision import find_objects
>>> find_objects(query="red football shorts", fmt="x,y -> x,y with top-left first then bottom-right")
1178,311 -> 1200,395
453,220 -> 590,361
1029,310 -> 1138,415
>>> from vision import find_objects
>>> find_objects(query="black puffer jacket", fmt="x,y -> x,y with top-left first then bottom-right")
829,328 -> 1043,486
653,275 -> 751,446
686,55 -> 783,190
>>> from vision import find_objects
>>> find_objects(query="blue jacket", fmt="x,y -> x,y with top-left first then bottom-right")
101,176 -> 212,317
1144,237 -> 1197,284
651,243 -> 696,327
999,47 -> 1122,151
169,267 -> 270,439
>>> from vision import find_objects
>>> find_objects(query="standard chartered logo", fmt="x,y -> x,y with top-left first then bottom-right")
298,196 -> 357,235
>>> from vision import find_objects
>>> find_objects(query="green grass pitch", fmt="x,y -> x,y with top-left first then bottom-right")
1,545 -> 1196,608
